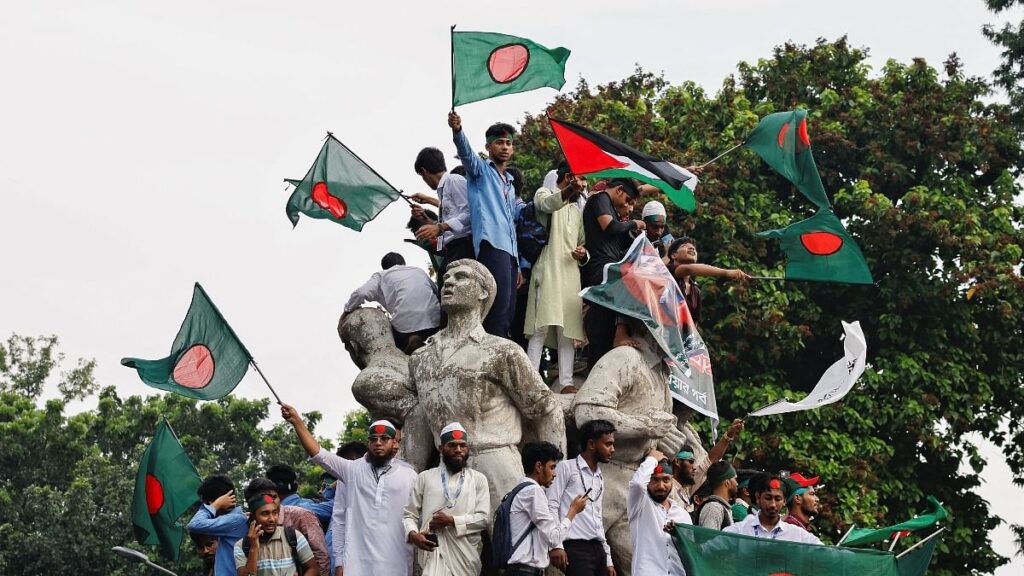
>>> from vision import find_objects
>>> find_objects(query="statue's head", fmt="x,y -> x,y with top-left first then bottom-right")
441,259 -> 496,319
338,307 -> 399,369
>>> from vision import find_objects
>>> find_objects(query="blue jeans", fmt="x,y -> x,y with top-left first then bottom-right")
477,241 -> 517,339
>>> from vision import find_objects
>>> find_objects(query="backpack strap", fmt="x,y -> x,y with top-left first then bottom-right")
283,527 -> 305,572
508,483 -> 537,557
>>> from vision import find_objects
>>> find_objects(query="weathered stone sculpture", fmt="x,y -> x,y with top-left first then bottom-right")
337,307 -> 432,471
409,259 -> 567,511
572,336 -> 704,575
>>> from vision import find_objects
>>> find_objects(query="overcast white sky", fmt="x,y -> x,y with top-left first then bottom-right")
1,0 -> 1020,571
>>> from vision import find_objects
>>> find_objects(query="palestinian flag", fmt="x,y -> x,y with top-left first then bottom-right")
122,283 -> 253,400
286,134 -> 402,231
842,496 -> 948,547
756,208 -> 873,285
672,523 -> 939,576
580,235 -> 717,423
549,117 -> 699,212
132,420 -> 201,560
452,31 -> 570,106
746,109 -> 831,210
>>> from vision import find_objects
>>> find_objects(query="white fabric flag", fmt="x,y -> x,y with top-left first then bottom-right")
749,321 -> 866,417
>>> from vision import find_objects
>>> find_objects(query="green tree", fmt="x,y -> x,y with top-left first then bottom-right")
983,0 -> 1024,124
515,38 -> 1023,575
0,334 -> 332,575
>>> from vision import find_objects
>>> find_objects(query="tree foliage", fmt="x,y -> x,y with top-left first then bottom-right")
0,335 -> 332,575
983,0 -> 1024,124
514,38 -> 1023,575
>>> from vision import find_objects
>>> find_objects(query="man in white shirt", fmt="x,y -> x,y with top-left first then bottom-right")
628,449 -> 691,576
547,420 -> 617,576
505,442 -> 588,576
282,405 -> 418,576
343,252 -> 440,353
723,473 -> 822,545
403,422 -> 490,576
410,147 -> 474,285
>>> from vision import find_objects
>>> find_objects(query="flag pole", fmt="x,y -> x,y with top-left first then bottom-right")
249,359 -> 283,405
750,275 -> 787,281
895,528 -> 945,559
888,532 -> 903,552
323,132 -> 413,206
836,524 -> 856,546
746,398 -> 788,418
698,142 -> 744,169
450,24 -> 457,111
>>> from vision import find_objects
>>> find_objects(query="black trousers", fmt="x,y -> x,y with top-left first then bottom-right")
504,565 -> 544,576
564,539 -> 608,576
583,301 -> 617,367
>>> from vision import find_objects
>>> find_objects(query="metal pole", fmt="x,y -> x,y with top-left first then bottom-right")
895,528 -> 945,559
698,142 -> 744,169
836,524 -> 856,546
250,359 -> 283,405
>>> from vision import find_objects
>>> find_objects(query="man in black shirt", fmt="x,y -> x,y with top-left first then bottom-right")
581,178 -> 644,366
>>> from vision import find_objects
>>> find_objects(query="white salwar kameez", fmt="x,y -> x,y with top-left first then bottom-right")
402,465 -> 490,576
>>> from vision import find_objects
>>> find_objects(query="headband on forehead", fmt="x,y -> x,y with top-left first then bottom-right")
654,459 -> 675,476
486,133 -> 514,144
440,422 -> 468,444
247,493 -> 276,512
367,420 -> 397,438
675,450 -> 695,461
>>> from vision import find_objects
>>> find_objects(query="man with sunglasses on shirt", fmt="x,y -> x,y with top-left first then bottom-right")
546,419 -> 618,576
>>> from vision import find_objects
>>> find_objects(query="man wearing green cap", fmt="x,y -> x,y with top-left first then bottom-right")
782,473 -> 821,534
403,422 -> 490,576
723,473 -> 821,544
695,461 -> 738,530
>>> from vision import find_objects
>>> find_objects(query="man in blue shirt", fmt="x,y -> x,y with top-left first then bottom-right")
267,463 -> 333,529
449,110 -> 523,338
187,474 -> 248,576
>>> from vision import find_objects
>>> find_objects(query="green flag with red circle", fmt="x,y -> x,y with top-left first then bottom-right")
452,30 -> 570,106
746,109 -> 832,210
285,134 -> 402,231
131,419 -> 201,560
122,283 -> 253,400
757,208 -> 873,284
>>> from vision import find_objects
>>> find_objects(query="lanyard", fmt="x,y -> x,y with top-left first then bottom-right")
372,463 -> 392,484
440,467 -> 465,509
575,457 -> 603,501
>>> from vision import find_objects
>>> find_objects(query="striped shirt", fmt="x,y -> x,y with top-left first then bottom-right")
233,527 -> 314,576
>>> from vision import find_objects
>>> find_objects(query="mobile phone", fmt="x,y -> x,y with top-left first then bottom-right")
425,533 -> 439,545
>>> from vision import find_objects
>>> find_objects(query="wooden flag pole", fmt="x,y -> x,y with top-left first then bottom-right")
895,528 -> 946,559
249,359 -> 283,405
450,24 -> 457,111
698,142 -> 744,169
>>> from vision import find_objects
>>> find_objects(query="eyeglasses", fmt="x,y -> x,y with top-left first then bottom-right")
367,435 -> 392,444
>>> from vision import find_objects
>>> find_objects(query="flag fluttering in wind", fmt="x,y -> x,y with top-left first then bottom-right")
549,117 -> 699,212
757,207 -> 874,284
842,496 -> 949,547
672,523 -> 939,576
122,283 -> 252,400
749,321 -> 867,417
286,134 -> 402,231
580,235 -> 717,423
746,109 -> 831,209
452,31 -> 570,107
131,420 -> 201,560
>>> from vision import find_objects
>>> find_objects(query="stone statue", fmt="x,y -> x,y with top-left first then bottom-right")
572,335 -> 705,575
409,259 -> 567,511
338,307 -> 432,472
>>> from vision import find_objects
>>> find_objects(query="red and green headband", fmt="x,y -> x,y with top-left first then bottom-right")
367,420 -> 397,438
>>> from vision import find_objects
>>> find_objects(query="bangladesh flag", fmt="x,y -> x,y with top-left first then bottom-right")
757,208 -> 873,285
672,523 -> 939,576
842,496 -> 948,547
746,109 -> 831,210
286,134 -> 402,231
549,117 -> 699,212
132,420 -> 201,560
452,31 -> 570,107
580,235 -> 717,423
122,283 -> 253,400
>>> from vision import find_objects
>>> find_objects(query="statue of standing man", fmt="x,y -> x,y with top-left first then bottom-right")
409,259 -> 567,511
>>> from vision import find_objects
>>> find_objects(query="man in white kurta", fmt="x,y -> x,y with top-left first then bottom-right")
283,406 -> 418,576
628,450 -> 690,576
403,423 -> 490,576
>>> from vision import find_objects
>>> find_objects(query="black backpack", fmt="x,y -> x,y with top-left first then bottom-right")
241,526 -> 305,572
492,482 -> 537,568
515,201 -> 549,265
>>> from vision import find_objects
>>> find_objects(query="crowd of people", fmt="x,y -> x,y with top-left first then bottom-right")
186,409 -> 822,576
185,115 -> 825,576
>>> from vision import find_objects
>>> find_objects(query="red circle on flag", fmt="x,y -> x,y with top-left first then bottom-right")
797,118 -> 811,147
173,344 -> 215,389
776,122 -> 790,148
800,232 -> 844,256
488,44 -> 530,83
145,473 -> 165,514
311,181 -> 348,219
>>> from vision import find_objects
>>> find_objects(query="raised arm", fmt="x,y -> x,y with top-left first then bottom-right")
343,272 -> 384,313
282,404 -> 353,482
450,112 -> 485,178
627,452 -> 662,520
187,500 -> 247,538
673,263 -> 750,281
